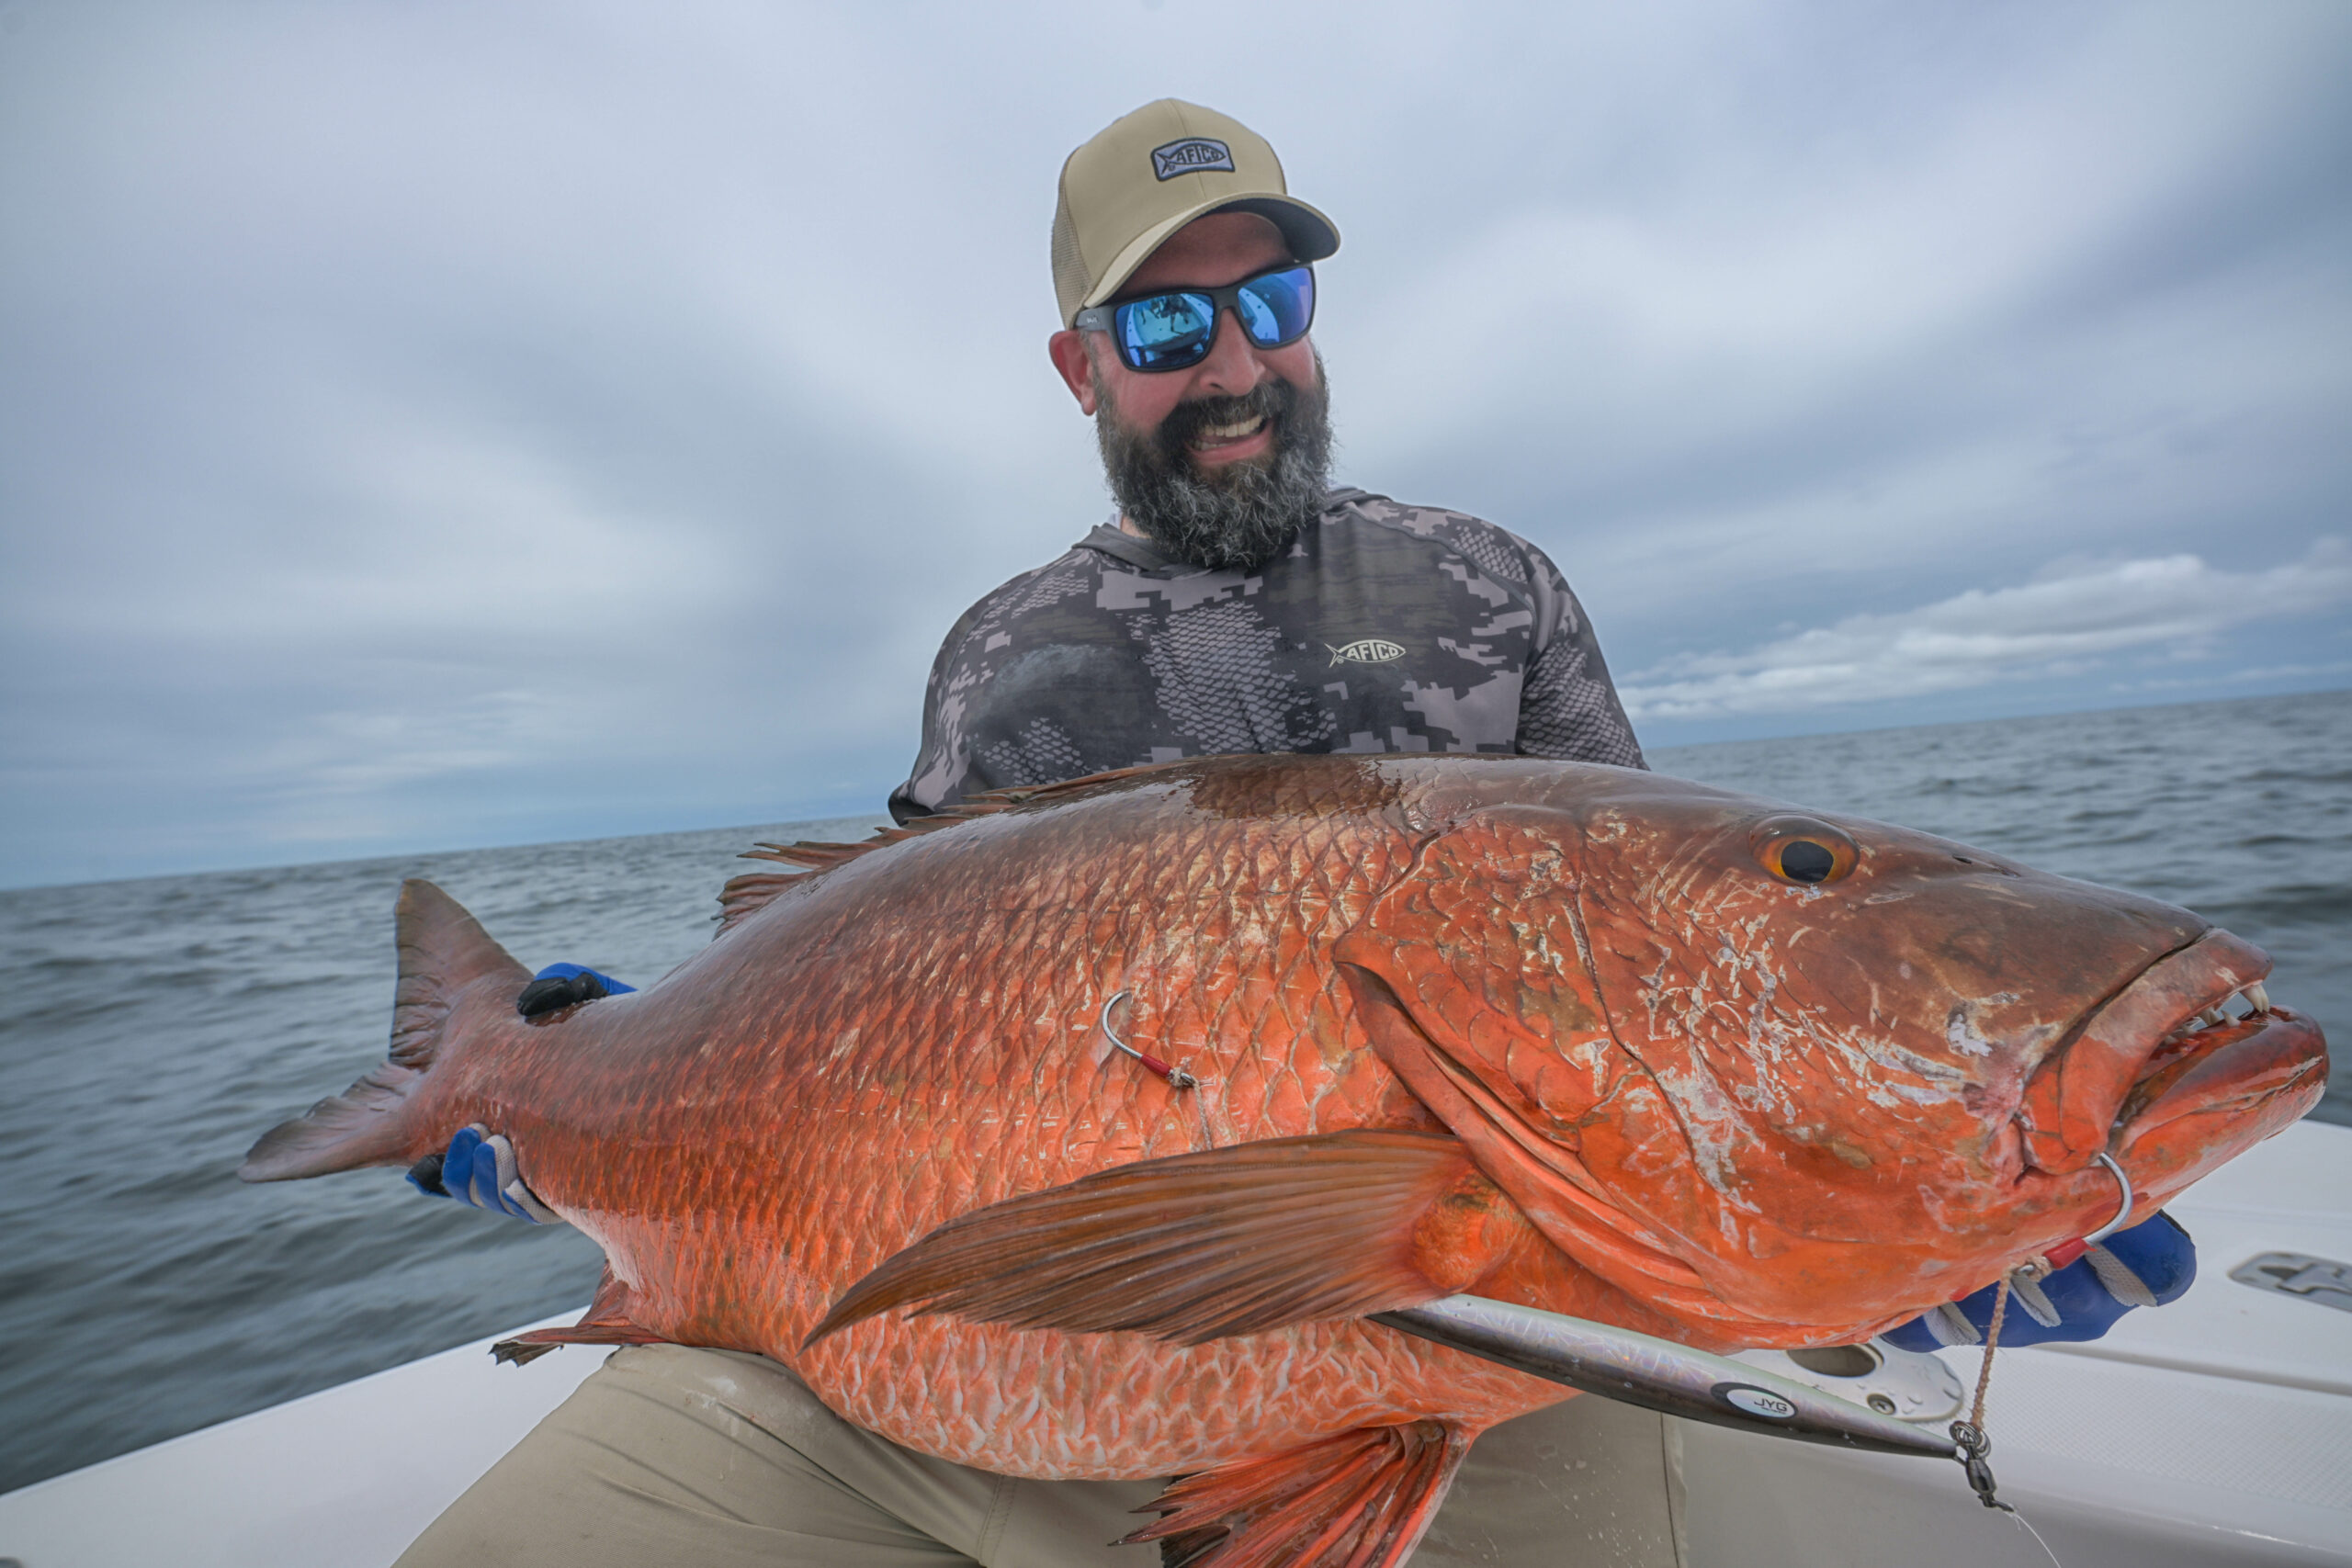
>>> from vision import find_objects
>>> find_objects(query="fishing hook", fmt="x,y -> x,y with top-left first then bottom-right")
1099,990 -> 1197,1090
2083,1152 -> 2134,1246
2008,1152 -> 2138,1325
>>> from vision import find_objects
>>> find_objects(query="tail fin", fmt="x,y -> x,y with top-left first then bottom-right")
239,879 -> 529,1182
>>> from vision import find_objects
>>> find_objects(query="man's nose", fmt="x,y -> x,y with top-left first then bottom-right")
1189,306 -> 1268,397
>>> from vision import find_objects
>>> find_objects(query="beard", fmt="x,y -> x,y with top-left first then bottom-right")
1091,348 -> 1335,571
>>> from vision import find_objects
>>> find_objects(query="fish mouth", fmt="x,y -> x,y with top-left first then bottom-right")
2018,930 -> 2328,1179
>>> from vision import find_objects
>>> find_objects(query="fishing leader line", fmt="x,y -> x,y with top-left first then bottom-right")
1951,1275 -> 2010,1510
1951,1282 -> 2065,1567
1942,1153 -> 2133,1567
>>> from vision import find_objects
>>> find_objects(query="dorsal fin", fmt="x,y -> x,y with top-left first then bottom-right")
715,762 -> 1192,934
712,816 -> 999,935
734,801 -> 1010,869
713,872 -> 804,937
964,761 -> 1170,805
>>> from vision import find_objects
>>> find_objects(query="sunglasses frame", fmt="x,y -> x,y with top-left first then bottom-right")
1074,264 -> 1317,373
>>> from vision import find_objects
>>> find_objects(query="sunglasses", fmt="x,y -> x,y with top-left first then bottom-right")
1075,265 -> 1317,373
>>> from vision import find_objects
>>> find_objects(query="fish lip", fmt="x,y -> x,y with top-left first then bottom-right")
2115,1006 -> 2328,1149
2016,929 -> 2282,1174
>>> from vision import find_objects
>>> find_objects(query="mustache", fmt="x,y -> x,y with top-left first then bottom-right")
1152,379 -> 1295,466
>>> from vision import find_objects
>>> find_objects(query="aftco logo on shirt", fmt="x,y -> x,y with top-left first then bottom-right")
1329,638 -> 1406,666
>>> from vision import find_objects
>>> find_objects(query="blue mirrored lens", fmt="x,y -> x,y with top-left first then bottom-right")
1237,267 -> 1314,347
1108,267 -> 1315,370
1117,292 -> 1216,370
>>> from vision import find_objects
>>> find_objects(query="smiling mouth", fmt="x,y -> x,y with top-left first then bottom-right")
1187,412 -> 1268,451
2018,931 -> 2327,1176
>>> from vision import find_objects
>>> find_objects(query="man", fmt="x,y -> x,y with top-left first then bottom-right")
889,101 -> 1641,824
402,101 -> 2190,1567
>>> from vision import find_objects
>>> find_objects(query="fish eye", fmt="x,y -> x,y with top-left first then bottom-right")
1749,817 -> 1860,886
1780,841 -> 1837,882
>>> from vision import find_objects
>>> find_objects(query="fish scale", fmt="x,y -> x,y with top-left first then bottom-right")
769,919 -> 1528,1465
757,794 -> 1520,1473
241,754 -> 2327,1567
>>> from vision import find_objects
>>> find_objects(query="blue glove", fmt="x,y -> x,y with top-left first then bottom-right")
1883,1212 -> 2195,1351
405,962 -> 629,1220
516,962 -> 636,1019
406,1123 -> 564,1224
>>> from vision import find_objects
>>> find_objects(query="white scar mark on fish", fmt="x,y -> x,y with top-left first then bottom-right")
1681,888 -> 1987,1129
1626,950 -> 1748,1200
1635,946 -> 1760,1207
1841,1035 -> 1971,1085
1946,1009 -> 1996,1058
1619,840 -> 2009,1220
1556,896 -> 1628,1102
1687,912 -> 1831,1123
1658,1066 -> 1758,1207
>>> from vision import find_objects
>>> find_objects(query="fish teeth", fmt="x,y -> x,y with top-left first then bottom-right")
2172,988 -> 2270,1040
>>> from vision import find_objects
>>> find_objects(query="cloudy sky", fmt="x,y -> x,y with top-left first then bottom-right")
3,1 -> 2347,888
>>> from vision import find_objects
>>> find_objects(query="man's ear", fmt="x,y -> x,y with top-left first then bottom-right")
1048,329 -> 1099,413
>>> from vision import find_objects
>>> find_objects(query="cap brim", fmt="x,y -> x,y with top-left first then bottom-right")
1077,193 -> 1340,321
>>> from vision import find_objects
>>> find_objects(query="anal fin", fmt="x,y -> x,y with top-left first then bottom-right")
805,1129 -> 1530,1348
492,1268 -> 669,1366
1130,1420 -> 1470,1568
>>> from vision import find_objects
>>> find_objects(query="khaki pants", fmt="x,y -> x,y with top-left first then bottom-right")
397,1345 -> 1682,1567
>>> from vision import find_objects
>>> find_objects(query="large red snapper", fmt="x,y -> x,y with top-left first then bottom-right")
243,756 -> 2327,1568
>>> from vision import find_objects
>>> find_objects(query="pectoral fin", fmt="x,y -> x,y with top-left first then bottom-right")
804,1129 -> 1532,1348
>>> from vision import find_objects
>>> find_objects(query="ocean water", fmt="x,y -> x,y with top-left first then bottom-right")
1,689 -> 2345,1494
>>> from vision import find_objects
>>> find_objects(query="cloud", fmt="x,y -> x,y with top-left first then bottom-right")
1620,539 -> 2352,719
1,0 -> 2347,885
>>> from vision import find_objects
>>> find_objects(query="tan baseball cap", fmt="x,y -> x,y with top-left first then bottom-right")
1050,99 -> 1340,328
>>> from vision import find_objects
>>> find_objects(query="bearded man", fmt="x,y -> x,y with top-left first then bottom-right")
890,100 -> 1643,824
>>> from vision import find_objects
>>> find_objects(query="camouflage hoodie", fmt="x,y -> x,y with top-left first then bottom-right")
889,488 -> 1645,821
